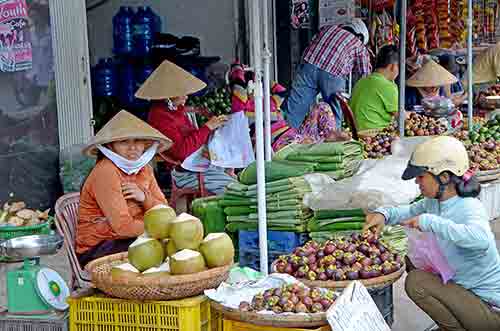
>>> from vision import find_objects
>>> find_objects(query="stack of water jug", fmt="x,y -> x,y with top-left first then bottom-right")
91,6 -> 161,109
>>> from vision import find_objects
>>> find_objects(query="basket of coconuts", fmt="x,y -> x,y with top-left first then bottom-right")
210,283 -> 337,328
86,209 -> 234,301
271,231 -> 405,289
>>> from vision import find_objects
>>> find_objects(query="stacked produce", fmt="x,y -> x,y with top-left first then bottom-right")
273,141 -> 364,179
437,0 -> 451,48
404,113 -> 448,136
0,201 -> 50,227
307,209 -> 366,240
186,88 -> 232,125
222,176 -> 313,233
238,283 -> 337,314
274,231 -> 403,281
424,0 -> 440,49
112,207 -> 234,278
360,123 -> 398,159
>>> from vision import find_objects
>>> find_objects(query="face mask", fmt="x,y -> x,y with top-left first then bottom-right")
97,142 -> 159,175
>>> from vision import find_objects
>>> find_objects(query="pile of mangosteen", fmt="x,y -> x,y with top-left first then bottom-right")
404,113 -> 447,137
238,283 -> 337,314
274,231 -> 403,281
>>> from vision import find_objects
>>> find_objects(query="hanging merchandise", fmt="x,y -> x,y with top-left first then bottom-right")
0,0 -> 32,72
406,8 -> 418,57
484,0 -> 497,43
112,6 -> 134,56
449,0 -> 464,47
437,0 -> 451,48
413,0 -> 427,51
371,10 -> 395,54
424,0 -> 440,50
318,0 -> 355,28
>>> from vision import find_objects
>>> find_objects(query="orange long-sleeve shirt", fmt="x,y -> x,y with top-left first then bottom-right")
76,158 -> 167,254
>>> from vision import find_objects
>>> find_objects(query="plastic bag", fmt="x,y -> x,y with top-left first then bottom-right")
405,228 -> 455,283
181,146 -> 211,172
208,111 -> 255,168
303,155 -> 420,211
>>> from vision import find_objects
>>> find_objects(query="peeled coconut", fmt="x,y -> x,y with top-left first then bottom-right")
128,236 -> 165,272
141,260 -> 170,278
199,233 -> 234,268
170,249 -> 206,275
169,213 -> 204,250
144,205 -> 177,239
111,263 -> 139,281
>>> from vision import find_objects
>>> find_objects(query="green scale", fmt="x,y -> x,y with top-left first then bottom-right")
1,235 -> 70,314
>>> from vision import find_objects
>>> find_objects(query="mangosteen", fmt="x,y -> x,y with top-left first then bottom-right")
307,271 -> 317,280
336,241 -> 347,251
272,306 -> 283,314
316,249 -> 325,259
311,302 -> 324,313
325,265 -> 336,278
380,252 -> 391,262
263,289 -> 274,299
370,246 -> 381,256
294,302 -> 308,313
310,288 -> 322,299
377,243 -> 387,254
274,288 -> 283,297
309,263 -> 319,273
351,233 -> 361,242
239,301 -> 251,311
324,243 -> 336,255
278,296 -> 289,307
352,261 -> 363,271
393,254 -> 402,264
284,264 -> 294,274
320,298 -> 333,310
308,255 -> 317,265
372,256 -> 382,266
346,243 -> 357,253
359,267 -> 372,279
360,257 -> 373,267
334,250 -> 344,260
296,247 -> 308,257
275,260 -> 287,273
343,252 -> 356,266
370,267 -> 382,278
305,246 -> 317,257
333,269 -> 345,281
283,301 -> 295,312
358,243 -> 371,255
346,269 -> 360,280
302,296 -> 313,308
381,263 -> 393,275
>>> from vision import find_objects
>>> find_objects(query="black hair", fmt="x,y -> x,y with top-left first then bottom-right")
450,173 -> 481,198
374,45 -> 400,70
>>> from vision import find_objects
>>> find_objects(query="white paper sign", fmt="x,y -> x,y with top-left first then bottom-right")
326,281 -> 390,331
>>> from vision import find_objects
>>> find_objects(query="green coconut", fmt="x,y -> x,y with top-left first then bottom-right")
169,213 -> 204,250
111,263 -> 140,281
199,233 -> 234,268
141,260 -> 170,278
128,236 -> 165,272
170,249 -> 207,275
144,205 -> 177,239
162,238 -> 180,257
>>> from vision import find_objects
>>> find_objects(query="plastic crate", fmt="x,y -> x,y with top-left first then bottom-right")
0,312 -> 68,331
68,295 -> 209,331
239,230 -> 309,253
0,218 -> 53,241
223,319 -> 331,331
211,309 -> 224,331
368,284 -> 394,327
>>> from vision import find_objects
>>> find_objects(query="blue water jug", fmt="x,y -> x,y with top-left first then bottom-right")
145,6 -> 162,33
133,63 -> 154,108
112,6 -> 134,56
132,6 -> 154,57
92,58 -> 117,97
118,62 -> 136,107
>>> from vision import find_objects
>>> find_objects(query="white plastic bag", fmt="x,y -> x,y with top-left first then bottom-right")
303,156 -> 421,211
208,111 -> 255,168
181,146 -> 211,172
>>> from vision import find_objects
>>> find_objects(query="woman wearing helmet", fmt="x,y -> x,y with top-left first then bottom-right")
364,136 -> 500,330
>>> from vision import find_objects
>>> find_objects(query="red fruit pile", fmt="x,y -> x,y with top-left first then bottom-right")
238,283 -> 337,314
274,232 -> 403,281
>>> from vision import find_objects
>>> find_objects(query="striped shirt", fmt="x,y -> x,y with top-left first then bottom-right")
303,25 -> 372,77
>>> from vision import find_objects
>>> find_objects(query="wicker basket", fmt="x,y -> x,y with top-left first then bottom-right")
210,301 -> 328,328
358,129 -> 383,138
476,168 -> 500,183
270,261 -> 405,290
85,252 -> 231,301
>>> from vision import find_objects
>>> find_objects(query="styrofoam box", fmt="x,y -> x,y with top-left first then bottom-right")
479,180 -> 500,220
319,5 -> 355,27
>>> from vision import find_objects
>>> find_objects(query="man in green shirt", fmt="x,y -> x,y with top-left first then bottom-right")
350,45 -> 399,131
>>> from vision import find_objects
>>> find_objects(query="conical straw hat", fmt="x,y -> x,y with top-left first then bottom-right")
406,59 -> 458,87
135,60 -> 207,100
83,110 -> 172,157
406,60 -> 458,87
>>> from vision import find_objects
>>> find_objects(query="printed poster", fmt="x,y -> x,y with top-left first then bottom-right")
0,0 -> 32,72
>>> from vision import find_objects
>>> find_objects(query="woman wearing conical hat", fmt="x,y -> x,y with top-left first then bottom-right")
76,110 -> 172,268
136,60 -> 235,195
405,59 -> 461,110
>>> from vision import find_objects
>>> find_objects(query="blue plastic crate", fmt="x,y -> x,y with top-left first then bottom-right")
238,230 -> 309,253
238,248 -> 288,272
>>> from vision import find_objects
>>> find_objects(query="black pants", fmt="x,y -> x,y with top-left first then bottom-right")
77,238 -> 135,269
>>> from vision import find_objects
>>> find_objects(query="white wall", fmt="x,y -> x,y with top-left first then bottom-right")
86,0 -> 237,65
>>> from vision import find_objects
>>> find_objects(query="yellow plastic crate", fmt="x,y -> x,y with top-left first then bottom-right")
68,295 -> 209,331
211,309 -> 223,331
222,319 -> 331,331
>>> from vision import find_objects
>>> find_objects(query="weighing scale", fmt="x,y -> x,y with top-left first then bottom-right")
0,234 -> 70,314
